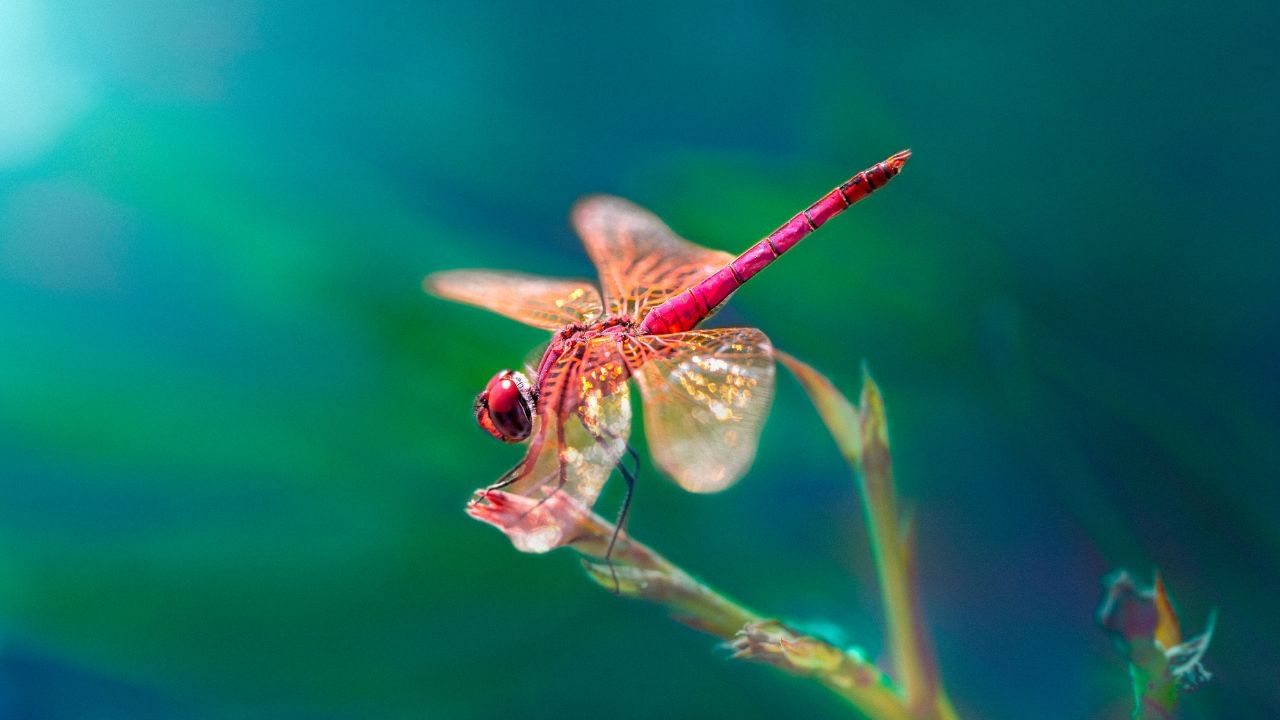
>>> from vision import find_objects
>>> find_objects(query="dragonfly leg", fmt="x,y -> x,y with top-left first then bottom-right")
518,418 -> 571,518
621,443 -> 640,487
476,433 -> 544,501
481,460 -> 524,493
602,443 -> 639,595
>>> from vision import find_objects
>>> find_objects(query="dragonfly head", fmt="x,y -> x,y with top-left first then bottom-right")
474,369 -> 535,442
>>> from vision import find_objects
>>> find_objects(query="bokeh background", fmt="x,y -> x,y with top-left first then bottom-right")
2,1 -> 1277,718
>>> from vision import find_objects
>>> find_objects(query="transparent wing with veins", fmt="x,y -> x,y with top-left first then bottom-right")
573,196 -> 733,323
504,336 -> 632,508
627,328 -> 775,493
521,341 -> 549,378
425,269 -> 604,331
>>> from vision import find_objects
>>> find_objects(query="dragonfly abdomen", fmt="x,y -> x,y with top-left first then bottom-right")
639,150 -> 910,336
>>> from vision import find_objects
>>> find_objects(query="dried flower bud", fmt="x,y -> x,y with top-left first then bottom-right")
1166,612 -> 1216,691
581,562 -> 665,596
1098,569 -> 1163,649
730,620 -> 891,697
731,620 -> 844,675
466,490 -> 596,554
1098,568 -> 1217,716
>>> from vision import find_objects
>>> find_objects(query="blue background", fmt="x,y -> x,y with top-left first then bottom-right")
1,1 -> 1276,717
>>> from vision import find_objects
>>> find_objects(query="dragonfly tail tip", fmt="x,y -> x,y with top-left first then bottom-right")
887,148 -> 912,172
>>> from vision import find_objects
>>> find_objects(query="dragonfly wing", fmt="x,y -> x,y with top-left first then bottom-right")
573,196 -> 733,322
425,269 -> 604,331
506,336 -> 632,508
522,341 -> 549,377
629,328 -> 775,493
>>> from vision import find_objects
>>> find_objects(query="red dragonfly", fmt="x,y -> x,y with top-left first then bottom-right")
427,150 -> 909,554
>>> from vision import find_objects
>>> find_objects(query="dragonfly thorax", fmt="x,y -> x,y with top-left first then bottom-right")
552,314 -> 635,343
533,315 -> 637,386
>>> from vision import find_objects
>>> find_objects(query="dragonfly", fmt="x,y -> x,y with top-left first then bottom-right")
427,150 -> 910,563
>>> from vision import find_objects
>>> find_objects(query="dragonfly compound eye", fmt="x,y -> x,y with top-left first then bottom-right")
476,369 -> 534,442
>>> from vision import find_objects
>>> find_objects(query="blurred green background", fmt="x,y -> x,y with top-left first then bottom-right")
2,1 -> 1276,718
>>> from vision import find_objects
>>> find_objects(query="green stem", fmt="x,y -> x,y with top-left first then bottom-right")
471,350 -> 961,720
572,504 -> 909,718
778,352 -> 957,720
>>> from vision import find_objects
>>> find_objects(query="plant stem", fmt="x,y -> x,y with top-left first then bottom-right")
470,351 -> 961,719
778,352 -> 957,720
576,511 -> 913,719
469,487 -> 909,718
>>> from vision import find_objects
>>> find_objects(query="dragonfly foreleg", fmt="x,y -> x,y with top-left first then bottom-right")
476,431 -> 545,501
518,417 -> 571,518
481,460 -> 524,494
